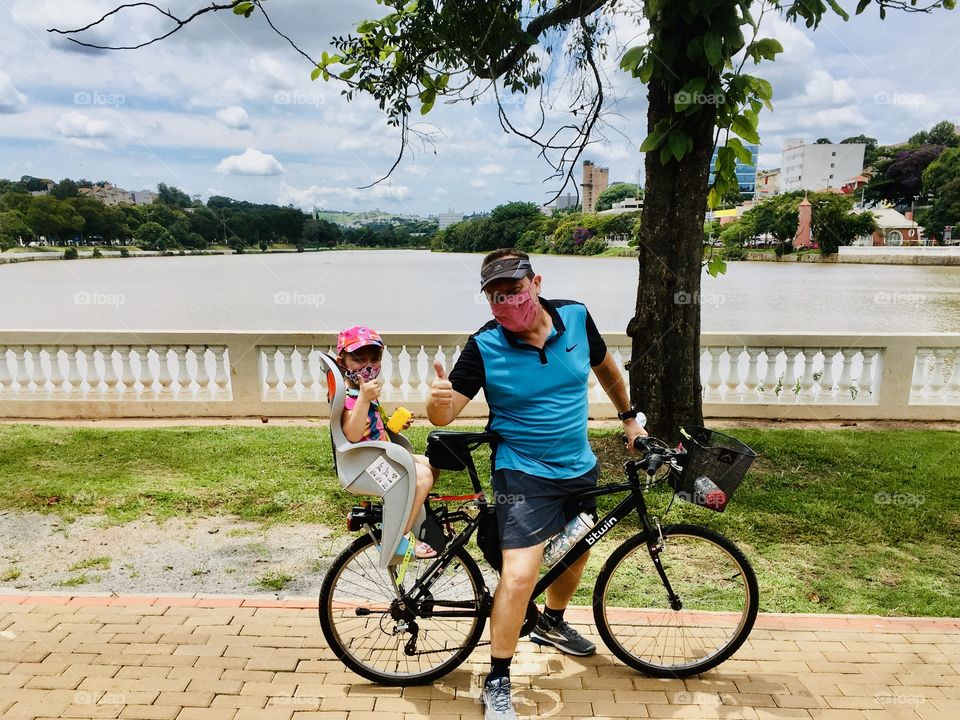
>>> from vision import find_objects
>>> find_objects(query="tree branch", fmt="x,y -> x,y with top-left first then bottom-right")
47,2 -> 248,51
477,0 -> 615,79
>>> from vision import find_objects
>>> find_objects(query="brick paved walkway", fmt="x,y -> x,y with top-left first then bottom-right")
1,593 -> 957,719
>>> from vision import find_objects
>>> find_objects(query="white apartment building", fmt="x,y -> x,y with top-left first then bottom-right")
438,211 -> 464,230
779,139 -> 866,193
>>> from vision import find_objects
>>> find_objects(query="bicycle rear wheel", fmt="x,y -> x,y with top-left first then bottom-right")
593,523 -> 758,678
318,532 -> 488,685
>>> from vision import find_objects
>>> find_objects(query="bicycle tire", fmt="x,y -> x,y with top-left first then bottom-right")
593,523 -> 758,678
319,532 -> 489,685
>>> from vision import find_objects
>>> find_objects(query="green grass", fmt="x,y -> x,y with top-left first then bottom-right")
57,573 -> 100,587
0,424 -> 957,615
68,556 -> 111,571
1,567 -> 21,581
255,571 -> 293,591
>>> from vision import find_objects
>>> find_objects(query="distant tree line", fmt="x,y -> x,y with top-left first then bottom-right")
712,191 -> 877,258
0,177 -> 438,253
432,200 -> 642,256
855,119 -> 960,242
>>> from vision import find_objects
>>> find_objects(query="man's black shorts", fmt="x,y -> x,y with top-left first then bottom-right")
490,463 -> 599,550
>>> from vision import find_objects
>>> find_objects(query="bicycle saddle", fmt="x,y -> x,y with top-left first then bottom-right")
426,430 -> 499,471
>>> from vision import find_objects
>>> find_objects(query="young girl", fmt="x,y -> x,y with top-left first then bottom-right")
336,325 -> 439,559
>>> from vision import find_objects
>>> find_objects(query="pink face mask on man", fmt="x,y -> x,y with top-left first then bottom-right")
491,289 -> 539,332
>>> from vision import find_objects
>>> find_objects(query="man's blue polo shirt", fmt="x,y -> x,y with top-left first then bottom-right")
449,297 -> 607,479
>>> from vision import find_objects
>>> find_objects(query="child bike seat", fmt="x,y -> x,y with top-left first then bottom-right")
319,352 -> 424,569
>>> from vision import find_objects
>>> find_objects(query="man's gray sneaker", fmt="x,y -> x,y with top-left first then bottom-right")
482,676 -> 518,720
529,615 -> 597,656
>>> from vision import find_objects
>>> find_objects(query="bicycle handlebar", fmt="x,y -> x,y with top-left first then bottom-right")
621,433 -> 686,477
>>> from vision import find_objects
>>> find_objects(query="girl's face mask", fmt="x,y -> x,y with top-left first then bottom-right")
491,288 -> 539,333
345,365 -> 380,384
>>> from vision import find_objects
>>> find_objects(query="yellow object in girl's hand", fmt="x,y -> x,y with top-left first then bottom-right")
387,406 -> 412,433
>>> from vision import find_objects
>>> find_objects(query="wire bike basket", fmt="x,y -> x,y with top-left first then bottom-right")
670,426 -> 757,512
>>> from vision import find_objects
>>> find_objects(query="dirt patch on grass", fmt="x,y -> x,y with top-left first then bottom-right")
0,511 -> 352,596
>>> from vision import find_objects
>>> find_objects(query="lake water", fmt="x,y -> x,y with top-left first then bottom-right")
0,249 -> 958,333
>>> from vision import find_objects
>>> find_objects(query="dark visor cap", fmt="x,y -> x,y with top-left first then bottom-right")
479,257 -> 533,290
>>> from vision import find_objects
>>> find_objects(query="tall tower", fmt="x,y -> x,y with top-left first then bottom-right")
581,160 -> 609,213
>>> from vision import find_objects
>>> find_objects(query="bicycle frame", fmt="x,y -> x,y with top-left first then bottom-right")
397,450 -> 682,620
531,461 -> 681,610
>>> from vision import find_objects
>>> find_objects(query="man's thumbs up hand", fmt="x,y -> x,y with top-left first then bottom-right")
430,360 -> 452,408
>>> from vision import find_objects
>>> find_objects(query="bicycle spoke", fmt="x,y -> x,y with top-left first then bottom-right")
321,535 -> 485,682
596,528 -> 756,676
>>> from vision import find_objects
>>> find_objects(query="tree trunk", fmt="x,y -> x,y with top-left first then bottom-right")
627,73 -> 717,443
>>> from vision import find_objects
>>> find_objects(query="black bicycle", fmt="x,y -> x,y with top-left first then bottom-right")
318,426 -> 759,685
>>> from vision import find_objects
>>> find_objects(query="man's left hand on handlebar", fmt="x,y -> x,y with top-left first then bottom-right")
622,416 -> 648,452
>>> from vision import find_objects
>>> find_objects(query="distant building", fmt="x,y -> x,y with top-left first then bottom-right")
856,207 -> 924,246
78,182 -> 135,206
597,197 -> 643,216
779,139 -> 866,194
130,190 -> 157,205
28,180 -> 55,197
708,143 -> 759,198
755,168 -> 779,199
581,160 -> 609,213
438,211 -> 464,230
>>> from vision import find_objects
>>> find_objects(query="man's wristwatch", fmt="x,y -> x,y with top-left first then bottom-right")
618,407 -> 646,425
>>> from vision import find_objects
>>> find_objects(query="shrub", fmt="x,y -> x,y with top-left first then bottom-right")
63,247 -> 78,260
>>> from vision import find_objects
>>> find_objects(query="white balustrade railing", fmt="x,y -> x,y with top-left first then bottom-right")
0,331 -> 957,420
0,343 -> 230,400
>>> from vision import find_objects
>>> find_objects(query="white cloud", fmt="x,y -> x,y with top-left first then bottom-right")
56,111 -> 115,138
469,178 -> 488,189
249,54 -> 298,90
0,72 -> 27,113
65,138 -> 109,151
278,181 -> 410,209
478,163 -> 505,175
215,105 -> 251,129
216,148 -> 284,175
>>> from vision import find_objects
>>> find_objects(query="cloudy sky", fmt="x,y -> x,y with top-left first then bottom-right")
0,1 -> 957,216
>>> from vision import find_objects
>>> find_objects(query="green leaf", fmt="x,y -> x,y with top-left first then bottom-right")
731,114 -> 761,144
708,185 -> 722,209
232,2 -> 255,17
727,137 -> 754,165
357,20 -> 377,34
827,0 -> 850,20
681,77 -> 707,95
748,38 -> 783,61
668,130 -> 689,161
750,76 -> 773,101
339,65 -> 358,81
659,145 -> 673,166
639,120 -> 671,153
436,73 -> 449,89
638,59 -> 655,83
855,0 -> 871,13
311,66 -> 322,81
619,45 -> 646,73
707,254 -> 728,278
419,88 -> 436,109
704,31 -> 723,67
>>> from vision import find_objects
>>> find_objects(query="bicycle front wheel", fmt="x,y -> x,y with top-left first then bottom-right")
593,523 -> 758,678
318,532 -> 488,685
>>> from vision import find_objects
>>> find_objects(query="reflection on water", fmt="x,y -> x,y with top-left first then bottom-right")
0,249 -> 958,333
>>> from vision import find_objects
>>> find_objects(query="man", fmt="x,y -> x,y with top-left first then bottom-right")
427,249 -> 647,720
